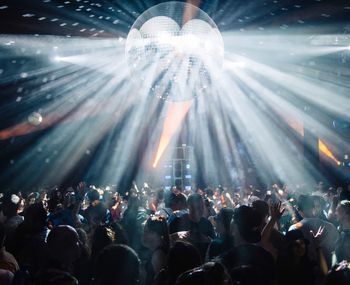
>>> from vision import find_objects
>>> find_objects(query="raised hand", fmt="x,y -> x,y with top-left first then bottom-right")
75,181 -> 87,201
270,201 -> 285,221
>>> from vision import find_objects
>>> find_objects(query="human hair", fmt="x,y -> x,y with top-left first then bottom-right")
46,225 -> 80,266
165,192 -> 177,208
167,241 -> 202,285
187,194 -> 203,207
24,202 -> 47,229
297,195 -> 314,212
87,189 -> 100,203
145,215 -> 170,252
216,208 -> 234,233
252,200 -> 269,222
175,262 -> 227,285
339,200 -> 350,217
95,244 -> 140,285
175,193 -> 187,209
232,206 -> 261,243
2,194 -> 21,218
91,225 -> 115,260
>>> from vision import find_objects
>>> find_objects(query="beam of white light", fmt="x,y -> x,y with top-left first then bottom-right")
0,33 -> 142,187
227,53 -> 350,120
211,60 -> 317,186
225,79 -> 318,187
225,58 -> 349,155
222,30 -> 350,61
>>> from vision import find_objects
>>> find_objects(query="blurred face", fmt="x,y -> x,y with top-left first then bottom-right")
336,205 -> 346,223
54,227 -> 81,265
189,201 -> 204,222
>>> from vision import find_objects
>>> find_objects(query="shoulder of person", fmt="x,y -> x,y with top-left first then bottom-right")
288,221 -> 303,231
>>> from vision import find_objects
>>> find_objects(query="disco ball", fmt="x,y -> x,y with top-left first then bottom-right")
28,112 -> 43,126
125,1 -> 224,101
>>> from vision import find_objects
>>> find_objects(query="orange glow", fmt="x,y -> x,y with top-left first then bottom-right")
0,116 -> 59,140
273,112 -> 340,165
0,96 -> 129,140
183,0 -> 202,25
153,101 -> 192,168
318,139 -> 341,165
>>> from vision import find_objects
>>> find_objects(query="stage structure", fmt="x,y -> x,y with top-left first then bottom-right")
163,145 -> 194,191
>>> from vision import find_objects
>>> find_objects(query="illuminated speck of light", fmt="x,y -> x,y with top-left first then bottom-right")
22,13 -> 35,17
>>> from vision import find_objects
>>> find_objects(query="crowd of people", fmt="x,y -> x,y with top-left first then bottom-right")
0,180 -> 350,285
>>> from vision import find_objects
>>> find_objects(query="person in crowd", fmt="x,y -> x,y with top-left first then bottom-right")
2,194 -> 24,243
110,192 -> 123,222
157,192 -> 187,223
277,229 -> 317,285
121,195 -> 148,253
169,194 -> 215,260
142,215 -> 170,285
90,225 -> 115,262
169,193 -> 215,238
110,222 -> 129,245
84,189 -> 108,230
0,268 -> 14,285
4,179 -> 350,285
175,262 -> 229,285
0,223 -> 19,273
221,205 -> 275,285
94,244 -> 140,285
73,227 -> 90,285
252,200 -> 286,258
168,193 -> 188,222
154,241 -> 202,285
334,200 -> 350,263
48,190 -> 85,228
312,195 -> 328,221
336,200 -> 350,231
148,189 -> 165,214
156,191 -> 176,220
289,194 -> 339,267
203,198 -> 216,219
10,203 -> 49,276
35,225 -> 81,285
207,208 -> 234,260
